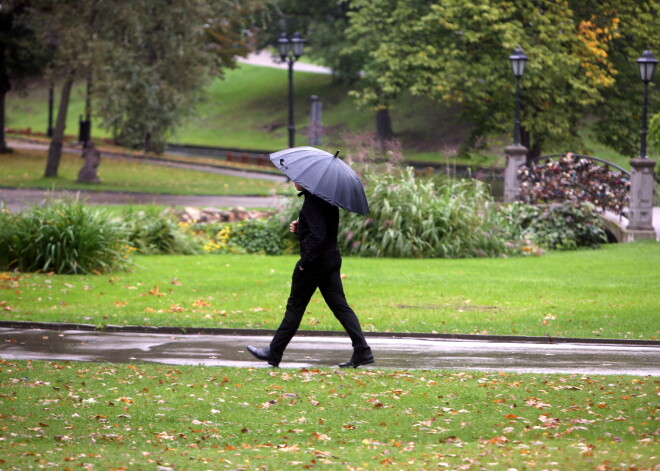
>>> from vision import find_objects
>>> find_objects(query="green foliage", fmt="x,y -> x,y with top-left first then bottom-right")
199,223 -> 235,254
342,169 -> 508,258
0,205 -> 14,269
230,218 -> 283,255
123,209 -> 201,255
591,2 -> 660,158
346,0 -> 659,157
23,0 -> 267,154
0,200 -> 130,274
200,219 -> 283,255
649,111 -> 660,158
498,201 -> 608,251
258,0 -> 364,83
231,219 -> 282,255
91,0 -> 221,152
0,2 -> 48,152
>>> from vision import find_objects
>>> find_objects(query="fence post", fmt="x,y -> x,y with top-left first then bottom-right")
308,95 -> 322,146
503,144 -> 528,203
627,157 -> 656,235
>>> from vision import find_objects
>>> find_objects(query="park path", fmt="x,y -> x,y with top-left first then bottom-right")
0,187 -> 282,213
2,138 -> 285,212
237,50 -> 332,74
1,327 -> 658,376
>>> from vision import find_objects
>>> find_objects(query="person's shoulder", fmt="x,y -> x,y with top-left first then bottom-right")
309,194 -> 336,209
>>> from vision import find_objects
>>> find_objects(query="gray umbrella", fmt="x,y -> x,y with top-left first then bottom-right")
270,146 -> 369,215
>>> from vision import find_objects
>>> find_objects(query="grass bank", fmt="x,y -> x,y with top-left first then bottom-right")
2,242 -> 658,340
0,148 -> 281,196
7,64 -> 630,168
0,360 -> 656,470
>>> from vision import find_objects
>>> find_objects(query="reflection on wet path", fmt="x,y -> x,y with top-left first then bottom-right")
1,328 -> 659,376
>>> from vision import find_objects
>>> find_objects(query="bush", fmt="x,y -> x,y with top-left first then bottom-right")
122,209 -> 201,255
0,200 -> 130,274
201,223 -> 235,254
230,219 -> 283,255
199,219 -> 283,255
497,201 -> 608,251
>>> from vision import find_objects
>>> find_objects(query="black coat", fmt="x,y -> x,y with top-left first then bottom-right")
297,191 -> 339,268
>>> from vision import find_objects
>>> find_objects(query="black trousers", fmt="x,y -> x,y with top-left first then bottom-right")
269,252 -> 370,363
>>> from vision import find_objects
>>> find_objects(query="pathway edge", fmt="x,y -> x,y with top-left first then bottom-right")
1,320 -> 657,347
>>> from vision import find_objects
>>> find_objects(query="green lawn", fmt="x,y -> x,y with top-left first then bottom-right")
2,242 -> 658,340
7,64 -> 635,168
0,148 -> 282,196
0,360 -> 656,470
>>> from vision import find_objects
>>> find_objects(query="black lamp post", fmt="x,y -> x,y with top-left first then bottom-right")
46,38 -> 58,138
278,32 -> 304,148
636,49 -> 658,159
509,46 -> 528,146
47,85 -> 54,138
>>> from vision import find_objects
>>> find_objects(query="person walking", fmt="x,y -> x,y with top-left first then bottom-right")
247,180 -> 374,368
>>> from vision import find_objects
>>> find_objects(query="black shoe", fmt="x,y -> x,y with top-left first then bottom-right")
247,345 -> 279,367
339,350 -> 374,368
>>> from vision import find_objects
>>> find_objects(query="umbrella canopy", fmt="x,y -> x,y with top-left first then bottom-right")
270,146 -> 369,215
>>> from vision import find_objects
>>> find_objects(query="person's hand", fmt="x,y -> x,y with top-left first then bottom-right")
289,219 -> 299,233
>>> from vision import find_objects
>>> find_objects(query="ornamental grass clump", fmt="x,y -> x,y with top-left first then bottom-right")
339,168 -> 507,258
0,205 -> 14,269
0,200 -> 130,274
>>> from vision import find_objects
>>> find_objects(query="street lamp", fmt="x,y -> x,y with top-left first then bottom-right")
503,46 -> 529,203
636,49 -> 658,159
278,32 -> 305,148
509,46 -> 528,147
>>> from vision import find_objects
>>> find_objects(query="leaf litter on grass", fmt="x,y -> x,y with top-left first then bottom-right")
0,360 -> 657,470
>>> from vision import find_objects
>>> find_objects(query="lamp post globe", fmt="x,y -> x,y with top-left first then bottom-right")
636,49 -> 658,159
509,46 -> 528,147
291,32 -> 304,58
278,33 -> 289,60
637,49 -> 658,84
509,46 -> 528,78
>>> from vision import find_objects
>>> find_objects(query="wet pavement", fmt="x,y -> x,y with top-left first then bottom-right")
1,328 -> 659,376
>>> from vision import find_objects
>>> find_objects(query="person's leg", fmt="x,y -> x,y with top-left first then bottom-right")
268,261 -> 320,362
318,260 -> 372,364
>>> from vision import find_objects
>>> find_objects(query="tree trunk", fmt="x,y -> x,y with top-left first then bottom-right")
0,88 -> 10,154
44,75 -> 74,177
0,68 -> 11,154
521,127 -> 542,163
375,107 -> 394,144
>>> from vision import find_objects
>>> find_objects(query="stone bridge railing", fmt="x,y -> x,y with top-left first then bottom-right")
503,144 -> 657,241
